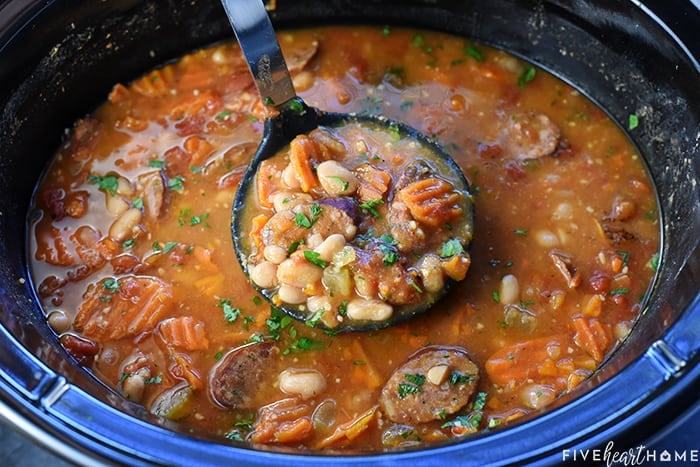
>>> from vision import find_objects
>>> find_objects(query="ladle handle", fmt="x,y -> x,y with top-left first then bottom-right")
220,0 -> 296,108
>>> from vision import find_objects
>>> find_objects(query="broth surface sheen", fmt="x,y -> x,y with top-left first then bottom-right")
28,27 -> 659,451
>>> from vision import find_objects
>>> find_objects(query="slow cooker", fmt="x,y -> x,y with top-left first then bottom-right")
0,0 -> 698,465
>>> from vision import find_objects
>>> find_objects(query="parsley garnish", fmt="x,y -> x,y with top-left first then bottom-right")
517,66 -> 536,87
411,34 -> 426,48
216,110 -> 232,120
473,391 -> 487,410
405,373 -> 426,386
398,382 -> 422,399
288,100 -> 305,113
616,250 -> 631,268
649,252 -> 660,272
513,228 -> 529,236
328,176 -> 349,191
408,279 -> 423,293
224,430 -> 244,442
305,309 -> 324,328
88,174 -> 119,196
189,212 -> 209,226
449,371 -> 475,385
398,373 -> 426,398
265,307 -> 293,341
285,336 -> 324,354
303,250 -> 327,268
144,374 -> 163,385
440,239 -> 464,258
148,159 -> 166,168
103,278 -> 120,294
388,122 -> 401,140
628,114 -> 639,130
465,45 -> 485,62
360,199 -> 384,218
167,176 -> 185,191
295,203 -> 322,228
288,239 -> 304,255
338,300 -> 348,317
162,241 -> 178,254
609,288 -> 629,295
217,298 -> 241,323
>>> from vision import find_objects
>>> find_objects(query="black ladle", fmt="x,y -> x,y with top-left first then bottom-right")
222,0 -> 473,332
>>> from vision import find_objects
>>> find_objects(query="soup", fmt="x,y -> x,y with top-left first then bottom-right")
28,26 -> 659,450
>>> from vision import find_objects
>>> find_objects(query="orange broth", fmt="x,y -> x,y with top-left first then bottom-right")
28,27 -> 659,450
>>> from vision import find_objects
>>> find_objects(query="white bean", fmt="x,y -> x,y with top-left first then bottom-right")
250,261 -> 278,288
418,254 -> 444,293
307,295 -> 331,314
277,284 -> 306,304
306,233 -> 324,249
263,245 -> 288,265
314,234 -> 346,262
292,70 -> 315,92
535,229 -> 560,248
271,191 -> 312,212
277,257 -> 323,288
281,164 -> 301,189
122,373 -> 146,403
116,176 -> 134,196
278,368 -> 327,400
552,202 -> 573,220
520,383 -> 556,410
47,310 -> 71,334
316,160 -> 358,196
109,207 -> 142,242
346,298 -> 393,321
499,274 -> 520,304
106,194 -> 130,215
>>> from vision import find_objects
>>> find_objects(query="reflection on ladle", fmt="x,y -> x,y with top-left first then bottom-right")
221,0 -> 474,332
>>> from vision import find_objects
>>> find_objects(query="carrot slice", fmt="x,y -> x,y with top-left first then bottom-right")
158,316 -> 209,351
573,317 -> 611,363
255,160 -> 277,207
131,67 -> 174,97
169,353 -> 203,390
73,276 -> 174,340
349,341 -> 382,389
250,398 -> 313,444
398,177 -> 463,226
315,406 -> 377,448
183,135 -> 214,166
485,335 -> 569,386
356,164 -> 391,203
443,254 -> 471,281
249,214 -> 269,249
289,135 -> 319,192
273,418 -> 314,444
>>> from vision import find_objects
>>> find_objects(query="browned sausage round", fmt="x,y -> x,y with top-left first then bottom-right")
503,112 -> 561,160
379,346 -> 479,424
209,342 -> 278,409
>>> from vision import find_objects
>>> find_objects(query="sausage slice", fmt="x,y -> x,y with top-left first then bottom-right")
379,346 -> 479,424
209,342 -> 278,409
